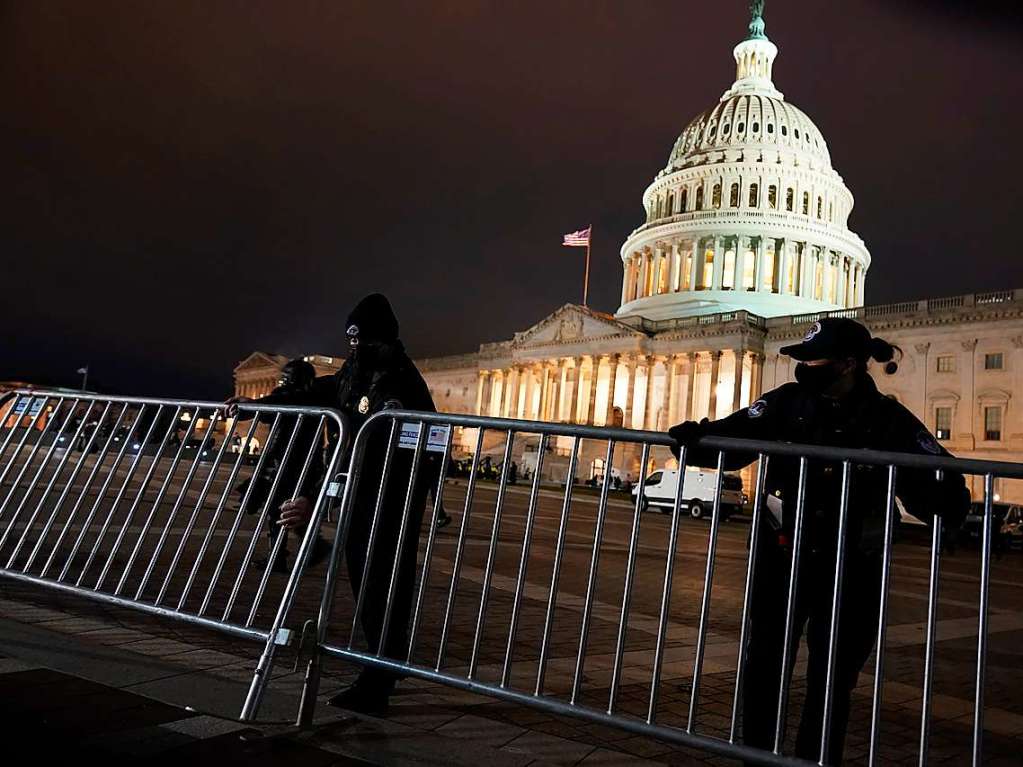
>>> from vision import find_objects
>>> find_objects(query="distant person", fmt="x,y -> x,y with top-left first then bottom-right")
669,318 -> 969,764
509,461 -> 518,484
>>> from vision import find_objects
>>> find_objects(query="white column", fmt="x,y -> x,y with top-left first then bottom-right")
621,355 -> 638,429
519,367 -> 532,419
711,236 -> 724,290
798,243 -> 811,298
643,356 -> 658,430
779,239 -> 791,294
752,353 -> 764,401
731,350 -> 745,413
686,353 -> 700,421
659,357 -> 673,430
754,237 -> 767,292
604,354 -> 620,426
586,356 -> 600,424
669,241 -> 681,292
501,368 -> 515,417
647,246 -> 657,296
733,236 -> 745,291
707,350 -> 723,420
558,359 -> 571,421
689,238 -> 701,292
475,370 -> 489,415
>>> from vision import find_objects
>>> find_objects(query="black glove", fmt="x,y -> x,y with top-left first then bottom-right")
668,419 -> 707,460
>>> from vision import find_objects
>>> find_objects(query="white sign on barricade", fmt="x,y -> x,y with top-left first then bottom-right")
398,422 -> 450,453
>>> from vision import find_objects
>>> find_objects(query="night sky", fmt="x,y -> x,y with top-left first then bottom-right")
3,1 -> 1022,398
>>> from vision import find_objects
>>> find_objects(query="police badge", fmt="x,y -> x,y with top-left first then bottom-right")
358,395 -> 370,414
916,430 -> 941,455
748,399 -> 767,418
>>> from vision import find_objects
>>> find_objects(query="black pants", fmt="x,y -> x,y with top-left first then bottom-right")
742,537 -> 882,765
344,481 -> 427,691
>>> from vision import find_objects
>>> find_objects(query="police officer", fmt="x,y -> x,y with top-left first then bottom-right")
668,318 -> 969,765
229,358 -> 331,574
271,293 -> 437,715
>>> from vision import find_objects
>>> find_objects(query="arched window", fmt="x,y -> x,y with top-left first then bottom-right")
785,188 -> 794,211
729,183 -> 740,208
748,182 -> 759,207
680,187 -> 688,212
712,183 -> 722,209
666,192 -> 675,214
767,185 -> 778,209
828,201 -> 833,221
817,196 -> 823,219
802,191 -> 810,215
655,196 -> 663,219
695,185 -> 704,211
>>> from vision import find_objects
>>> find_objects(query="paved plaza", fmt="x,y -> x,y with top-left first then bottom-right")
0,470 -> 1021,765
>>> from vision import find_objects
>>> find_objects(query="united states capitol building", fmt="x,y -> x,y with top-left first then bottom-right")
235,8 -> 1023,503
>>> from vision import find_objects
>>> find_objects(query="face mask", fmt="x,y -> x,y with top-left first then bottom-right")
794,361 -> 844,394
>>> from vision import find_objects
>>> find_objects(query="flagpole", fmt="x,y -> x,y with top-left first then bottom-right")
582,226 -> 591,307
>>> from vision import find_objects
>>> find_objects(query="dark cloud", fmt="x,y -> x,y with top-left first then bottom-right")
2,1 -> 1020,397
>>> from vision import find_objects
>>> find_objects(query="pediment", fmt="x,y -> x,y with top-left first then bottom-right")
512,304 -> 642,348
234,351 -> 288,373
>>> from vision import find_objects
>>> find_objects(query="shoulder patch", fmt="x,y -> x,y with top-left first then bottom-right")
803,321 -> 822,342
916,430 -> 942,455
748,399 -> 768,419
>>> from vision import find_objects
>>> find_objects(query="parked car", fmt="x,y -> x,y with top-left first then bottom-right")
631,468 -> 744,519
1001,506 -> 1023,549
961,501 -> 1016,540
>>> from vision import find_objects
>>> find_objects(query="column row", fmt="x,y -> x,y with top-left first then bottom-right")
621,236 -> 865,308
476,350 -> 766,431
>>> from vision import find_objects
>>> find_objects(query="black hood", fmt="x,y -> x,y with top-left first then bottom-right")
346,293 -> 399,344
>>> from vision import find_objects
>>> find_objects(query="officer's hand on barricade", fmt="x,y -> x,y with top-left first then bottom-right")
224,396 -> 253,419
668,419 -> 708,460
279,497 -> 312,529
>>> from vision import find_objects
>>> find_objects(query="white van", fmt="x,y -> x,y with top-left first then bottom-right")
632,468 -> 744,519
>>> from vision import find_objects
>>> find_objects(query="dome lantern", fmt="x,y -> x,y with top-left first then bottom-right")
723,1 -> 782,101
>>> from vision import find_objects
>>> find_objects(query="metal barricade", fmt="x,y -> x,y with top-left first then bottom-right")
0,390 -> 347,721
296,409 -> 1019,766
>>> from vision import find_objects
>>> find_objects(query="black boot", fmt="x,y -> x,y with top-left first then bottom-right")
305,535 -> 333,568
326,677 -> 393,716
254,533 -> 290,574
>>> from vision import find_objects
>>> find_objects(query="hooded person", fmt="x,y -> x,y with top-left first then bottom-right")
268,293 -> 437,715
667,317 -> 969,765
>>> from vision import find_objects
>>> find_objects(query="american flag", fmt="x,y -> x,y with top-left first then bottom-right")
562,226 -> 591,247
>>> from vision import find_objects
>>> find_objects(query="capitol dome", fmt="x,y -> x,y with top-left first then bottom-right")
616,7 -> 870,321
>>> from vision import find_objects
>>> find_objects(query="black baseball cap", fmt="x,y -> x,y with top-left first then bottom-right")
780,317 -> 872,361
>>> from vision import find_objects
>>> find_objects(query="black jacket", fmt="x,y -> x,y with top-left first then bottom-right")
675,376 -> 970,552
257,342 -> 437,504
